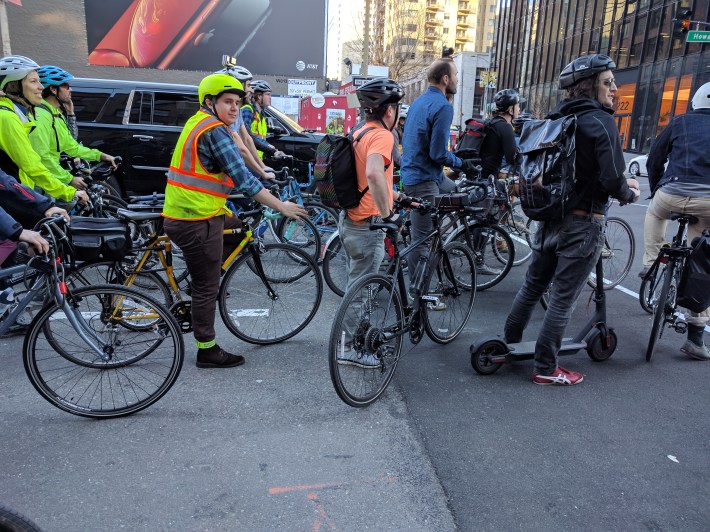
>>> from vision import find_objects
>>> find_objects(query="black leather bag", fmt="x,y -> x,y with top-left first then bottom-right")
677,230 -> 710,313
69,217 -> 131,262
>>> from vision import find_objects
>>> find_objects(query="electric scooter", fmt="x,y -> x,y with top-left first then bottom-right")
469,254 -> 618,375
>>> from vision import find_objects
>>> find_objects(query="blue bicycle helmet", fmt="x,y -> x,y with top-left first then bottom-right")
38,65 -> 74,87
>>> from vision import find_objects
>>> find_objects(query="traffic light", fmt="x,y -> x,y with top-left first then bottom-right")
674,9 -> 693,34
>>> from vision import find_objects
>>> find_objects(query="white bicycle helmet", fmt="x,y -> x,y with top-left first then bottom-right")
0,55 -> 40,90
218,65 -> 253,83
691,82 -> 710,110
400,104 -> 409,119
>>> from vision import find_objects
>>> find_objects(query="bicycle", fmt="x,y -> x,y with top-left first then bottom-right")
328,195 -> 477,407
0,216 -> 184,418
641,212 -> 699,361
70,206 -> 324,345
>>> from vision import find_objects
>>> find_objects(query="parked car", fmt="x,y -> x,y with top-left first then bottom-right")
627,154 -> 648,176
70,78 -> 323,197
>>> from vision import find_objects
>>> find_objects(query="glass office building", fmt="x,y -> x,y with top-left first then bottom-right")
493,0 -> 709,153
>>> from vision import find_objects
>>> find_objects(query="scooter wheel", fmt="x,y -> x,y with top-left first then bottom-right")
470,339 -> 506,375
587,328 -> 617,361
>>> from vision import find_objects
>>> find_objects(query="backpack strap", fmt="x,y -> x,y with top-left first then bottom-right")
37,103 -> 60,152
351,126 -> 378,200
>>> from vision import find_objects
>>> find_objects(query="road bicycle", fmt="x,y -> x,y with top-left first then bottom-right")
70,206 -> 323,345
328,194 -> 477,407
0,216 -> 184,418
641,212 -> 699,361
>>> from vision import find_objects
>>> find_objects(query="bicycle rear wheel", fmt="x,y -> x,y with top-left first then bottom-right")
321,233 -> 346,297
423,242 -> 476,344
646,262 -> 676,362
501,201 -> 532,266
219,243 -> 322,344
449,224 -> 514,290
328,274 -> 403,407
587,217 -> 635,290
639,262 -> 665,314
23,285 -> 184,418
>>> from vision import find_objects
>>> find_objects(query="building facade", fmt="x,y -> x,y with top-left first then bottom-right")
493,0 -> 709,153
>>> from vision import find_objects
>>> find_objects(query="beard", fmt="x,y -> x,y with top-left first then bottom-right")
445,80 -> 457,96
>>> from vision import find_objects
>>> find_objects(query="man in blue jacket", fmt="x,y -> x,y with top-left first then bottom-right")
400,58 -> 477,284
641,82 -> 710,360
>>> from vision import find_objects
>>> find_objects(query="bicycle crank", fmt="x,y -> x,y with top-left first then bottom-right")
170,301 -> 193,333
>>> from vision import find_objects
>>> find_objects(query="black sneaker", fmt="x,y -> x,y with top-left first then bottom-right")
196,345 -> 245,368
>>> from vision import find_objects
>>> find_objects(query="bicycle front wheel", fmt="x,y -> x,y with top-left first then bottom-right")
219,243 -> 322,344
639,262 -> 665,314
423,242 -> 476,344
23,284 -> 184,418
321,233 -> 347,297
450,224 -> 514,290
501,201 -> 532,266
588,217 -> 635,290
274,215 -> 322,262
646,262 -> 676,362
328,274 -> 404,407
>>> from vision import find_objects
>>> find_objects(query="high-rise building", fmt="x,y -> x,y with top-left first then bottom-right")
493,0 -> 709,153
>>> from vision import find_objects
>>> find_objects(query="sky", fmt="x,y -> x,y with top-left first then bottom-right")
326,0 -> 362,79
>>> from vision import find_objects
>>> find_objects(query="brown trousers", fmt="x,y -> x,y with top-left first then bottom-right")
163,215 -> 243,343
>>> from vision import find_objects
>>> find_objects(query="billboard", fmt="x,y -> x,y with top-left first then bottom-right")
84,0 -> 327,77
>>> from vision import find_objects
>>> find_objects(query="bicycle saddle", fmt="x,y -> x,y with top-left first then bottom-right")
670,211 -> 699,225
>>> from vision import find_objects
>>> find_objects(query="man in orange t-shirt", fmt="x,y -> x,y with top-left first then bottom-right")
339,78 -> 415,293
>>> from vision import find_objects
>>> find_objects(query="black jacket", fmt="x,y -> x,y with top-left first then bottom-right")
0,169 -> 53,241
553,98 -> 635,214
480,116 -> 518,180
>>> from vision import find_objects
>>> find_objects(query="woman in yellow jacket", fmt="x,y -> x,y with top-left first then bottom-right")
0,55 -> 88,206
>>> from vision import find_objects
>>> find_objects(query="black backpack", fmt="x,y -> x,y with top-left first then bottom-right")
517,114 -> 579,221
314,127 -> 375,210
454,117 -> 489,157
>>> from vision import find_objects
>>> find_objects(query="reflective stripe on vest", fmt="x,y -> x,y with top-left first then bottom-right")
166,112 -> 232,198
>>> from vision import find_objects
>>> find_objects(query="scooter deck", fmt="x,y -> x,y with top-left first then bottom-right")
508,339 -> 587,356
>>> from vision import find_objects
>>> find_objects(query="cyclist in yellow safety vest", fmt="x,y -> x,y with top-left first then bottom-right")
0,55 -> 89,207
240,79 -> 285,160
161,73 -> 306,369
30,65 -> 118,191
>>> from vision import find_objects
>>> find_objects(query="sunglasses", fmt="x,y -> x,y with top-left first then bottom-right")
601,78 -> 617,87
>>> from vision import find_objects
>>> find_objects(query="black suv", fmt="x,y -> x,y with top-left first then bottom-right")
70,78 -> 323,197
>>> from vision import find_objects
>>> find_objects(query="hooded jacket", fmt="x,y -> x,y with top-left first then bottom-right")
553,98 -> 636,214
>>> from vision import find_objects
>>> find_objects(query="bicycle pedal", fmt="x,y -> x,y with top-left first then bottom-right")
674,321 -> 688,334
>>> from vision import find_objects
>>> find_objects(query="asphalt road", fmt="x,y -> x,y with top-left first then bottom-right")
1,174 -> 708,531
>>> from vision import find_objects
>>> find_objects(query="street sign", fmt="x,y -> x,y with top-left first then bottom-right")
687,30 -> 710,42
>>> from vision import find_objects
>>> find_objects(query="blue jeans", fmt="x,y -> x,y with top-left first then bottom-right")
504,214 -> 604,375
339,211 -> 386,293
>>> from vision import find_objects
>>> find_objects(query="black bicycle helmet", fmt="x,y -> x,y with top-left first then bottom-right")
251,80 -> 271,93
559,54 -> 616,89
356,78 -> 404,109
494,89 -> 526,111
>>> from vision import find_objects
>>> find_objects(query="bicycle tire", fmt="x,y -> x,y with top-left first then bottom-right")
0,505 -> 42,532
423,241 -> 476,344
501,201 -> 532,266
448,223 -> 514,290
303,201 -> 339,254
321,233 -> 346,297
68,260 -> 174,310
587,217 -> 635,290
23,284 -> 184,418
219,243 -> 322,345
639,262 -> 665,314
328,273 -> 403,407
646,262 -> 675,362
274,215 -> 322,263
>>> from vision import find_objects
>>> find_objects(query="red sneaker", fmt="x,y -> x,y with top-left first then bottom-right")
532,366 -> 583,386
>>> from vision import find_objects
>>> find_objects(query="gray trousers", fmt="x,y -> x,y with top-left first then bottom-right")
403,181 -> 440,283
339,211 -> 385,293
504,214 -> 605,375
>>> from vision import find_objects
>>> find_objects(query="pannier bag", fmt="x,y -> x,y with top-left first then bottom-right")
517,114 -> 579,221
69,217 -> 131,262
677,230 -> 710,313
